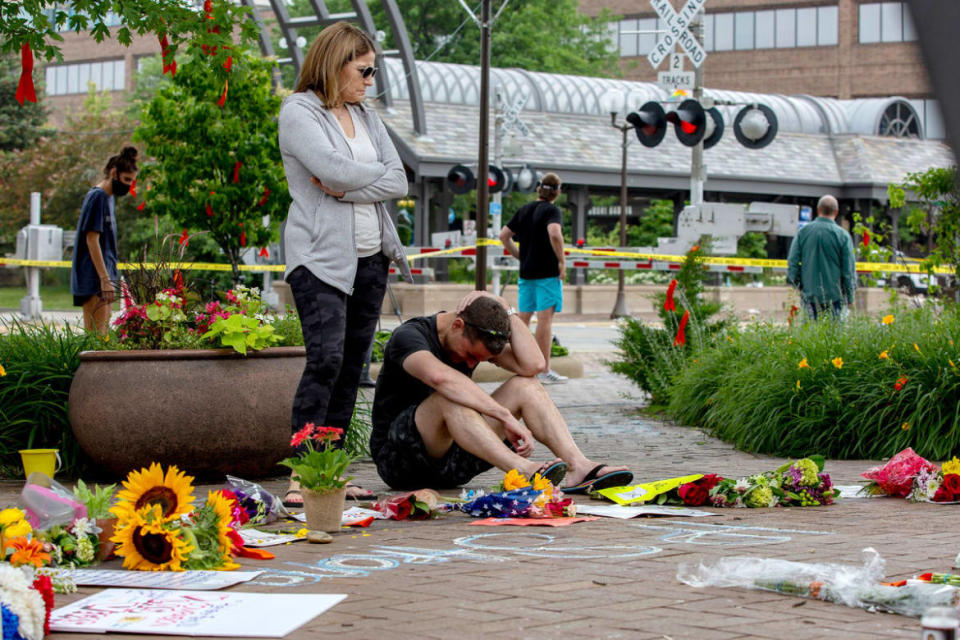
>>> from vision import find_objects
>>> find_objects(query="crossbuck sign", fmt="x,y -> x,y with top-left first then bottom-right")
647,0 -> 707,70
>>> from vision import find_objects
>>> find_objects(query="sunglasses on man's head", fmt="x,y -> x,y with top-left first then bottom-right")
359,65 -> 377,79
462,319 -> 511,340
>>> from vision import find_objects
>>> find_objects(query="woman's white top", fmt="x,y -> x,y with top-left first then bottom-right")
340,105 -> 382,258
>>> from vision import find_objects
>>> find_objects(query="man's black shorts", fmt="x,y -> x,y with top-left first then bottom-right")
373,404 -> 495,489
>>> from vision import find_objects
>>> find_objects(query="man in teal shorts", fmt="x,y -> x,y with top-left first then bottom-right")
500,172 -> 567,384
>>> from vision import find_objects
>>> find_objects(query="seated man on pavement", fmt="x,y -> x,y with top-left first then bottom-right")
370,291 -> 633,493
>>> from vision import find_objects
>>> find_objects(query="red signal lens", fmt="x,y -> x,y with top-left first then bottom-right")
681,120 -> 696,134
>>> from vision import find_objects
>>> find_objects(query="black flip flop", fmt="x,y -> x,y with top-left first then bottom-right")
563,465 -> 634,495
530,460 -> 568,487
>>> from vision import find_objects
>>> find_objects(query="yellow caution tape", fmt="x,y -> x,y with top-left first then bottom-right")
1,242 -> 952,275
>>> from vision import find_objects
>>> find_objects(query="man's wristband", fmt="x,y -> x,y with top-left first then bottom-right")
506,307 -> 517,317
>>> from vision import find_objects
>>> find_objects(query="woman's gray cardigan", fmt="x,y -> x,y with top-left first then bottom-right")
278,91 -> 413,294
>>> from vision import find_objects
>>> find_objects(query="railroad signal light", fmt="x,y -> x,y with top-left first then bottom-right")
514,164 -> 539,193
733,104 -> 778,149
665,99 -> 706,147
487,165 -> 508,194
446,164 -> 475,194
625,101 -> 667,148
702,107 -> 725,150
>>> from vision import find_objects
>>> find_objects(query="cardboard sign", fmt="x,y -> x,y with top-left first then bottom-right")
596,474 -> 704,505
51,589 -> 347,637
576,504 -> 718,519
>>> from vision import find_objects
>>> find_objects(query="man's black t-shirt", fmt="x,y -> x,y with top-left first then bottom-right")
505,200 -> 562,280
71,187 -> 118,298
370,315 -> 475,457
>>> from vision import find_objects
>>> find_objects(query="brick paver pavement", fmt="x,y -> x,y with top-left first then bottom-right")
2,353 -> 951,639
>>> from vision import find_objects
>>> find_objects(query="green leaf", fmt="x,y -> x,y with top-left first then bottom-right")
808,455 -> 826,472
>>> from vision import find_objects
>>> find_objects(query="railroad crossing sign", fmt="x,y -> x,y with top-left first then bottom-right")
647,0 -> 707,70
498,93 -> 530,138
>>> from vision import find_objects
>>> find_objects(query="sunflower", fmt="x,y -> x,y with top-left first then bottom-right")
112,505 -> 193,571
205,491 -> 239,562
112,462 -> 195,520
7,536 -> 50,568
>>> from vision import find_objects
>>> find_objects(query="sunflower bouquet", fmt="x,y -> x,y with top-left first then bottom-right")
109,463 -> 239,571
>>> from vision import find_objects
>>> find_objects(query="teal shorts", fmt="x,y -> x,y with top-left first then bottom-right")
518,276 -> 563,313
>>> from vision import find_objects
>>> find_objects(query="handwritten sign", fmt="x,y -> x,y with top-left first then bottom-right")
51,589 -> 347,637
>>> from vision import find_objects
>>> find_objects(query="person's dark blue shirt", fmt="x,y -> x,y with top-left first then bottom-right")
71,187 -> 118,298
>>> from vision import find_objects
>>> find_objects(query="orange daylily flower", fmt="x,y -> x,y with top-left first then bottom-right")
7,536 -> 50,568
878,350 -> 889,360
881,315 -> 894,325
798,358 -> 810,369
901,422 -> 911,431
831,357 -> 843,369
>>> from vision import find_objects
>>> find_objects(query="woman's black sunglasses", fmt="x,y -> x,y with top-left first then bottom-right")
360,66 -> 377,79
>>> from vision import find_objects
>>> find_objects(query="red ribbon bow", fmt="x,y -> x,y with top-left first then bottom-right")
673,309 -> 690,346
664,279 -> 678,312
257,187 -> 270,207
232,161 -> 241,183
862,230 -> 870,247
16,42 -> 37,106
259,247 -> 269,258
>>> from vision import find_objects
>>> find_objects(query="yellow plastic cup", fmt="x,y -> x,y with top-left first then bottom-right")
18,449 -> 61,479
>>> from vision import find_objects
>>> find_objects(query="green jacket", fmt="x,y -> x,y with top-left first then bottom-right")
786,216 -> 857,305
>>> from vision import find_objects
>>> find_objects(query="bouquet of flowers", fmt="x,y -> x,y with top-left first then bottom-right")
374,489 -> 442,521
0,564 -> 54,640
862,447 -> 939,498
650,474 -> 723,507
35,518 -> 100,568
709,456 -> 838,508
907,456 -> 960,503
452,469 -> 575,518
222,476 -> 290,525
109,463 -> 240,571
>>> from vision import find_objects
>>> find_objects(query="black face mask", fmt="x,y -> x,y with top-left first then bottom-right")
112,178 -> 130,198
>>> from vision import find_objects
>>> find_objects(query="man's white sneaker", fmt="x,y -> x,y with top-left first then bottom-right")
538,370 -> 568,384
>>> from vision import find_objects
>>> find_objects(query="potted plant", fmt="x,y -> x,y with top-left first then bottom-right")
279,424 -> 354,533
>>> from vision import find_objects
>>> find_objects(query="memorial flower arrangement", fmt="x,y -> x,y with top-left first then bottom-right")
860,447 -> 960,502
109,463 -> 240,571
449,469 -> 575,518
0,564 -> 54,640
708,456 -> 838,508
35,519 -> 100,568
279,424 -> 354,494
111,283 -> 293,354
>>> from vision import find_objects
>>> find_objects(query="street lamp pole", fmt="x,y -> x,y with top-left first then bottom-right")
611,114 -> 632,318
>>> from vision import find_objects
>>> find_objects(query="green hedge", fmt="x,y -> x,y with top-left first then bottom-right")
662,307 -> 960,460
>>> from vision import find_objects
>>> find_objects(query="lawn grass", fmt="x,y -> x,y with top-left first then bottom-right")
0,285 -> 76,311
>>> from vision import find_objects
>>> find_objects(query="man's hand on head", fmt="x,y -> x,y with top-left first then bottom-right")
457,290 -> 509,314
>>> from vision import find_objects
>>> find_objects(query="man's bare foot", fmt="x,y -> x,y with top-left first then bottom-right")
344,482 -> 376,501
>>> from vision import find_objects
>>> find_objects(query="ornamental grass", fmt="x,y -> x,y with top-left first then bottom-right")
666,306 -> 960,460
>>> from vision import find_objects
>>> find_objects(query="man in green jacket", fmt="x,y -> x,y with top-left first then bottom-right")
786,195 -> 857,320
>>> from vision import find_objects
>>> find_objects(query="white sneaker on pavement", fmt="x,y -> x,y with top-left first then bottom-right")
537,369 -> 568,384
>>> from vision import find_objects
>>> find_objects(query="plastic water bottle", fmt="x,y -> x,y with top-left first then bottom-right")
921,606 -> 958,640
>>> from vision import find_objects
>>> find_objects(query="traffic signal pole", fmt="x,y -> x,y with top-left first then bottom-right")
492,89 -> 504,296
475,0 -> 491,291
690,7 -> 705,205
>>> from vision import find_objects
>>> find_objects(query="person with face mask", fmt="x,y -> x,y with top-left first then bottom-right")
71,145 -> 138,334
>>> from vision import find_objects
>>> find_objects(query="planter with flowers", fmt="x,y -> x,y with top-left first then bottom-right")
68,283 -> 307,479
280,424 -> 353,532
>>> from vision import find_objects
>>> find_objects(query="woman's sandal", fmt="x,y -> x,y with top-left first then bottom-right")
528,460 -> 568,486
563,465 -> 634,495
282,489 -> 303,508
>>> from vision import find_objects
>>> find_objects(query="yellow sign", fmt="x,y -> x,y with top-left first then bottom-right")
596,474 -> 704,505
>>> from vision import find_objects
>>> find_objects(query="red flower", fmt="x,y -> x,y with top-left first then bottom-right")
664,279 -> 678,312
689,245 -> 700,252
673,309 -> 690,346
312,426 -> 344,445
934,485 -> 955,503
862,230 -> 870,247
678,482 -> 708,506
178,229 -> 189,246
290,423 -> 315,447
697,474 -> 722,491
31,574 -> 54,635
944,474 -> 960,494
894,375 -> 908,391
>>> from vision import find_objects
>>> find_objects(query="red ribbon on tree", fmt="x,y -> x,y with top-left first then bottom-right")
223,55 -> 232,72
257,187 -> 270,207
136,201 -> 146,211
206,203 -> 214,217
664,279 -> 678,312
158,34 -> 177,76
862,230 -> 870,247
673,309 -> 690,347
178,229 -> 189,246
232,161 -> 241,183
16,42 -> 37,106
129,179 -> 137,198
259,247 -> 269,258
239,223 -> 246,247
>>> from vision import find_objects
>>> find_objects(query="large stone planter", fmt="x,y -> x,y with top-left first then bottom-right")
69,347 -> 305,479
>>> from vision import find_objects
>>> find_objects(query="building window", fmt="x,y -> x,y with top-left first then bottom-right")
44,59 -> 126,96
859,2 -> 916,43
879,100 -> 921,138
614,4 -> 840,57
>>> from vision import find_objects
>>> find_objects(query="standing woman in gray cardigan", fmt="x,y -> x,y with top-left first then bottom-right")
277,21 -> 412,505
